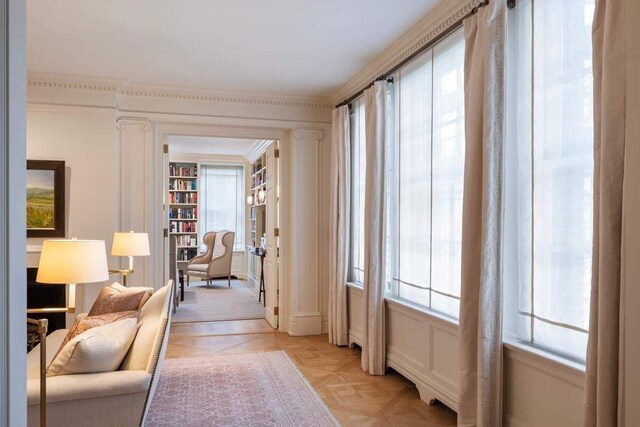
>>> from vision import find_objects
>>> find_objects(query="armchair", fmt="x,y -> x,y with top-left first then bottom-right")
186,231 -> 235,287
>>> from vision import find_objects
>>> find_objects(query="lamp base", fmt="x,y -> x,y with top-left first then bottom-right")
27,318 -> 48,427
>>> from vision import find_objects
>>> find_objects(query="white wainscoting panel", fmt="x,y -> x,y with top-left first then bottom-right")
347,285 -> 586,425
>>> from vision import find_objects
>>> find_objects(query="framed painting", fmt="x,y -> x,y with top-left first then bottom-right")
26,160 -> 65,237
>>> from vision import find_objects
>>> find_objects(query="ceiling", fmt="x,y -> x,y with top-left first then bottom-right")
168,136 -> 257,157
27,0 -> 439,97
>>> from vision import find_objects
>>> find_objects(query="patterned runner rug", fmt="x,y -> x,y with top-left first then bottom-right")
172,280 -> 265,323
146,351 -> 339,426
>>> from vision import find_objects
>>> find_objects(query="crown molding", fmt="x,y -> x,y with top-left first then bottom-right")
245,139 -> 274,163
27,72 -> 333,110
330,0 -> 482,105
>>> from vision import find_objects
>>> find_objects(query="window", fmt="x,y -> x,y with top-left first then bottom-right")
388,28 -> 465,318
349,97 -> 366,284
200,164 -> 245,251
504,0 -> 595,361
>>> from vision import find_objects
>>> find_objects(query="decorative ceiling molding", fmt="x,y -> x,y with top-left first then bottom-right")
330,0 -> 483,105
27,72 -> 333,110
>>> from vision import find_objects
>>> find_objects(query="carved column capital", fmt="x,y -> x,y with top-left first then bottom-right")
293,129 -> 323,141
116,118 -> 151,132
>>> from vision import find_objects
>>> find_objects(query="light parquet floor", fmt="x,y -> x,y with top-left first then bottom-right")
167,319 -> 457,426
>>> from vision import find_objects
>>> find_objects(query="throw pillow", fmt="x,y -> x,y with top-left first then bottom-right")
88,286 -> 146,316
110,282 -> 153,308
59,311 -> 139,350
47,318 -> 138,376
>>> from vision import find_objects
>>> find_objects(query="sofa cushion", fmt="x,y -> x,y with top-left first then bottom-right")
120,284 -> 171,372
47,318 -> 138,377
111,282 -> 153,308
27,329 -> 67,380
56,311 -> 139,359
88,286 -> 146,316
187,264 -> 208,272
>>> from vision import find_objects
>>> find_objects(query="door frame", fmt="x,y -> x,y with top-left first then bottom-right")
152,122 -> 289,332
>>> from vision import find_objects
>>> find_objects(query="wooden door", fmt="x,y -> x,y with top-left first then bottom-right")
264,143 -> 280,328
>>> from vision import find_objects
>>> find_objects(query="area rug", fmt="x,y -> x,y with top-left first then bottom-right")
146,351 -> 339,426
172,280 -> 265,323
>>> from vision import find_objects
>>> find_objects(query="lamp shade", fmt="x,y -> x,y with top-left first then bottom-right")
111,232 -> 150,257
37,239 -> 109,284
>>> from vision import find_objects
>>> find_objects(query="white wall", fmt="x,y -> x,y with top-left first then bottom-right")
26,106 -> 119,318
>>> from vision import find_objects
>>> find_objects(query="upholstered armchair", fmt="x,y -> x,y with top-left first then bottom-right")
186,231 -> 235,287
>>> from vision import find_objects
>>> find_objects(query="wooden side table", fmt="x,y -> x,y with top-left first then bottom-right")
250,248 -> 266,306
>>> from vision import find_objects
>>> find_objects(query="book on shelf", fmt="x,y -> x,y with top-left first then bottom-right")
169,164 -> 197,177
169,192 -> 198,204
170,220 -> 197,233
169,179 -> 197,191
169,207 -> 198,219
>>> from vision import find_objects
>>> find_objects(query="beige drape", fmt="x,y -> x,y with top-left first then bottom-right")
328,106 -> 351,346
361,81 -> 389,375
584,0 -> 627,425
458,1 -> 507,426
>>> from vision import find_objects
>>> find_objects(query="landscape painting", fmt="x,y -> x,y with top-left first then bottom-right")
27,160 -> 65,237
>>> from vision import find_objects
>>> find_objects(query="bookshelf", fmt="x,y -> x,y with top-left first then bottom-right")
249,153 -> 267,248
168,161 -> 199,264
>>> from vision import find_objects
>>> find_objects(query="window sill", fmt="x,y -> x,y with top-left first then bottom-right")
503,340 -> 586,381
346,282 -> 363,290
383,296 -> 459,328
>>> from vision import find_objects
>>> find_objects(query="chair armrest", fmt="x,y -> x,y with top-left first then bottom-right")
188,253 -> 209,265
27,370 -> 151,405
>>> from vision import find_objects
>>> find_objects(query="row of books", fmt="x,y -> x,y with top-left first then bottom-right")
169,207 -> 197,219
169,179 -> 197,191
251,163 -> 263,175
250,172 -> 265,189
169,192 -> 198,204
170,221 -> 197,233
175,235 -> 197,247
169,164 -> 197,177
177,247 -> 198,261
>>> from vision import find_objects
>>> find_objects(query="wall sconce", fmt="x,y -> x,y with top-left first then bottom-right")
246,195 -> 254,205
258,189 -> 266,204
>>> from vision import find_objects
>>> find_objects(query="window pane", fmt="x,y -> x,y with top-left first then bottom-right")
390,28 -> 465,318
350,97 -> 366,284
200,165 -> 245,251
431,28 -> 465,315
506,0 -> 594,361
397,51 -> 432,293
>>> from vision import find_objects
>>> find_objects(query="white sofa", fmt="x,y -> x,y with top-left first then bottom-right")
27,282 -> 174,427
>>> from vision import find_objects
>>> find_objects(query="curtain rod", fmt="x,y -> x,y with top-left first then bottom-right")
335,0 -> 491,109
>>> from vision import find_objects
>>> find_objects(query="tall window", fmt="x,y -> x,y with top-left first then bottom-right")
505,0 -> 595,361
349,97 -> 366,284
200,165 -> 245,251
388,28 -> 465,318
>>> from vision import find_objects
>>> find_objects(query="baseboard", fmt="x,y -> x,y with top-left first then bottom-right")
288,312 -> 322,336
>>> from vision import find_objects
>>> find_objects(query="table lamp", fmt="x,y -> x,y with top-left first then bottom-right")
110,231 -> 150,286
30,238 -> 109,427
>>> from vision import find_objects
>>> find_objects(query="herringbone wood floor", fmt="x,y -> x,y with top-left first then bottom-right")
167,320 -> 457,426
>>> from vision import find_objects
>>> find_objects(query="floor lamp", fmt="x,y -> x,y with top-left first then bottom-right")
28,239 -> 109,427
110,231 -> 150,286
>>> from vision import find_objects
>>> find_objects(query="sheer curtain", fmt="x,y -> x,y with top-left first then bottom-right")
200,165 -> 244,251
504,0 -> 595,362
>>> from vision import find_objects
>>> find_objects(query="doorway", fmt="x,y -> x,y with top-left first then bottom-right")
162,135 -> 281,328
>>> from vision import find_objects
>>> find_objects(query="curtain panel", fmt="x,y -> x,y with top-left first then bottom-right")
458,1 -> 507,426
361,81 -> 391,375
328,106 -> 351,346
584,0 -> 627,425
